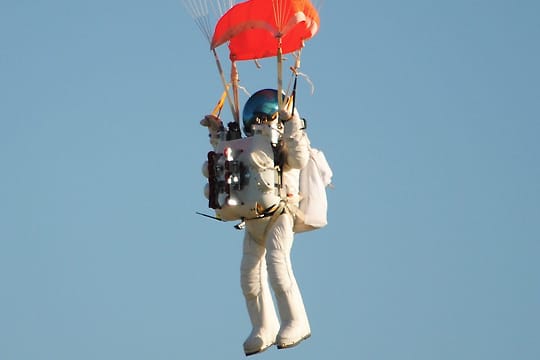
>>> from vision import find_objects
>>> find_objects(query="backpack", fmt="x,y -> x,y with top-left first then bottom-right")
293,147 -> 333,233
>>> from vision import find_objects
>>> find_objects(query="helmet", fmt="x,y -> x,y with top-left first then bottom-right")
242,89 -> 283,136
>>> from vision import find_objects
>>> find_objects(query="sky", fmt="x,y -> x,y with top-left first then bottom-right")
1,0 -> 539,359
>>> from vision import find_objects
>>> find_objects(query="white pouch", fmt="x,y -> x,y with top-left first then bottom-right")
293,147 -> 333,233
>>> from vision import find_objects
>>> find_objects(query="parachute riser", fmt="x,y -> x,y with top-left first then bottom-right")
231,61 -> 241,124
291,72 -> 298,117
212,48 -> 237,120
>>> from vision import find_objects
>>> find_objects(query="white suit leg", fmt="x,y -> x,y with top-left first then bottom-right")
265,213 -> 311,349
240,231 -> 280,356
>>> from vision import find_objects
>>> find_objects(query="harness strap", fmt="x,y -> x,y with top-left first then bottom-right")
261,201 -> 287,240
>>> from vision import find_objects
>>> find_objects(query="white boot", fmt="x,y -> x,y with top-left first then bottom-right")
275,284 -> 311,349
243,289 -> 280,356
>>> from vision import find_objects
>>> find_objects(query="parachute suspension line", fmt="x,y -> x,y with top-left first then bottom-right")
272,0 -> 285,35
182,0 -> 236,42
182,0 -> 237,120
182,0 -> 237,36
212,0 -> 235,18
181,0 -> 212,41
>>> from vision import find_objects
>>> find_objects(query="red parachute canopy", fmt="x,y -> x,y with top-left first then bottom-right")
211,0 -> 320,61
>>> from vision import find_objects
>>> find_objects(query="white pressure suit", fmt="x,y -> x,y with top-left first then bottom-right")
201,111 -> 311,356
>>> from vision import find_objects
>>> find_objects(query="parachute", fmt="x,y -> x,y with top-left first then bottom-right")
211,0 -> 320,61
182,0 -> 322,121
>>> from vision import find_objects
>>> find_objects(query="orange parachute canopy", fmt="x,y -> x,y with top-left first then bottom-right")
211,0 -> 320,61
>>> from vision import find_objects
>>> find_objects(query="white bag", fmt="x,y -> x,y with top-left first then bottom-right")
293,147 -> 333,233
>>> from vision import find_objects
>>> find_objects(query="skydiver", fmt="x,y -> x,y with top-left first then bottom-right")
200,89 -> 312,356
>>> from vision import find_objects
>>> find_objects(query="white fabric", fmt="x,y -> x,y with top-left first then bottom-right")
294,147 -> 333,233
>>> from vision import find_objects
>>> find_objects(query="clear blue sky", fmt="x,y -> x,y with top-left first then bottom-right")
1,1 -> 539,359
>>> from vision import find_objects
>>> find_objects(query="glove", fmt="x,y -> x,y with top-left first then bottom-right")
278,109 -> 293,122
200,114 -> 223,148
200,115 -> 223,131
282,110 -> 305,137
